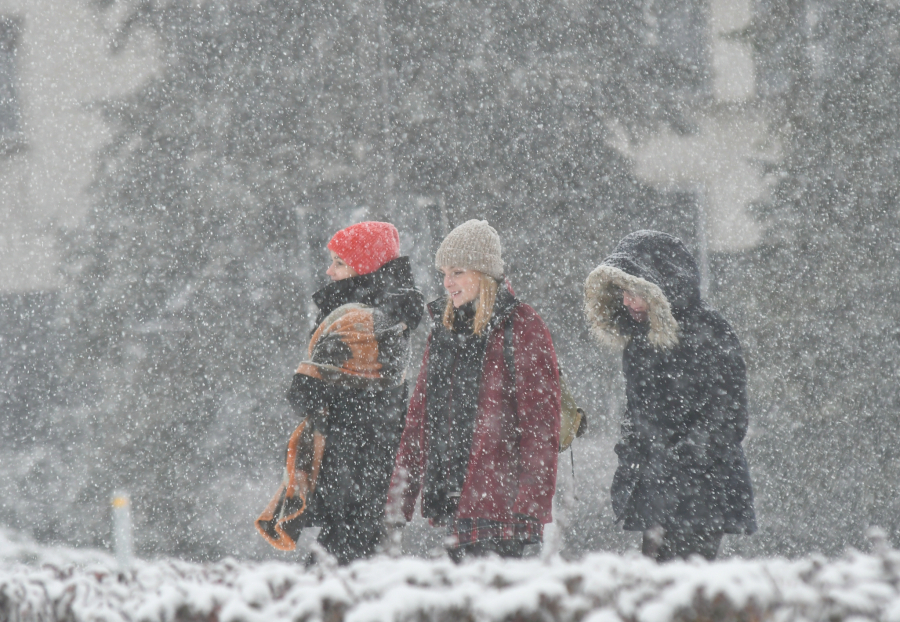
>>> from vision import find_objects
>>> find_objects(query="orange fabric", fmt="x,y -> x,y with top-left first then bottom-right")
259,297 -> 408,551
296,307 -> 383,380
255,419 -> 326,551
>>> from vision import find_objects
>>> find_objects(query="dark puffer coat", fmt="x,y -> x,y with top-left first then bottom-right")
286,257 -> 424,563
584,231 -> 756,535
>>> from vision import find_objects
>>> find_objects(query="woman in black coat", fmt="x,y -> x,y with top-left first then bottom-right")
257,221 -> 423,565
584,230 -> 756,561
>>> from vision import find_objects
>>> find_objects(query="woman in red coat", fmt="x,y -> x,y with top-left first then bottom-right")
388,220 -> 561,561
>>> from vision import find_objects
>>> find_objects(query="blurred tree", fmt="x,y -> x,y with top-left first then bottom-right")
714,0 -> 900,556
58,0 -> 329,559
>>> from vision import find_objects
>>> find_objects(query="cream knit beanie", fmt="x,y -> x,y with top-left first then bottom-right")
434,219 -> 504,280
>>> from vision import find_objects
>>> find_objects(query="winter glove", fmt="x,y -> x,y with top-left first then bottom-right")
611,439 -> 643,520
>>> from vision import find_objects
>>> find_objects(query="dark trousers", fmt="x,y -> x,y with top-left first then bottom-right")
303,385 -> 407,566
447,539 -> 527,563
317,520 -> 384,566
641,525 -> 723,562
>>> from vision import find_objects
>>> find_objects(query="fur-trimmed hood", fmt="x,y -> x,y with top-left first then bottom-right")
584,231 -> 701,349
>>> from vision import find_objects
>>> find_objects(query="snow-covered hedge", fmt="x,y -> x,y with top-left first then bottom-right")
3,531 -> 900,622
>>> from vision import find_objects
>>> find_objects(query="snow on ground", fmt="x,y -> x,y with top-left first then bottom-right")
3,528 -> 900,621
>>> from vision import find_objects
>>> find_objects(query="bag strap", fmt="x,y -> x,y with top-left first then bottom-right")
570,446 -> 577,489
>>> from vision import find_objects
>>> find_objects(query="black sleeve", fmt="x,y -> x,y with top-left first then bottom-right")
286,373 -> 328,417
673,321 -> 748,466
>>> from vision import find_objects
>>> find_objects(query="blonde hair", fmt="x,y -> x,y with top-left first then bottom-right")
442,272 -> 499,336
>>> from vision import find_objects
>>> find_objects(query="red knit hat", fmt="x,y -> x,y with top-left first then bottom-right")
327,221 -> 401,275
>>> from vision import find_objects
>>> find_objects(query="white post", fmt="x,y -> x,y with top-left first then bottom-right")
111,492 -> 133,571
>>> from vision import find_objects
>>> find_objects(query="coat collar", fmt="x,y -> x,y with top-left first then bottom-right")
313,257 -> 424,330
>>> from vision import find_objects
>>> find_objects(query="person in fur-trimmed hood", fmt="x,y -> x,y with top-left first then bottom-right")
584,230 -> 756,562
388,220 -> 561,562
256,221 -> 424,565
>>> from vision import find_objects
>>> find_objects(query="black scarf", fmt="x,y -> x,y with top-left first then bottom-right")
311,257 -> 424,331
422,288 -> 518,519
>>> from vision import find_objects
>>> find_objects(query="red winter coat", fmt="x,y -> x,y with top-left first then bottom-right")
389,292 -> 561,525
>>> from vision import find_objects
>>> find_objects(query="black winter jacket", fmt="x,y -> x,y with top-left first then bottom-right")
287,257 -> 424,527
584,231 -> 756,534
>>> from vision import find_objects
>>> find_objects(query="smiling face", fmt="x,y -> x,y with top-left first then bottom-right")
622,289 -> 649,323
326,250 -> 359,281
441,267 -> 481,308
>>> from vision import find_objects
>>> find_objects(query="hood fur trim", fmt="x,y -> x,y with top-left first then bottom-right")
584,265 -> 680,349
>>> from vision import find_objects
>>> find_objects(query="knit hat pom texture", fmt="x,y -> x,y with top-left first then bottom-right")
435,219 -> 504,280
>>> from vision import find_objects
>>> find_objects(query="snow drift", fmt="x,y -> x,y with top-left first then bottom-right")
3,529 -> 900,622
